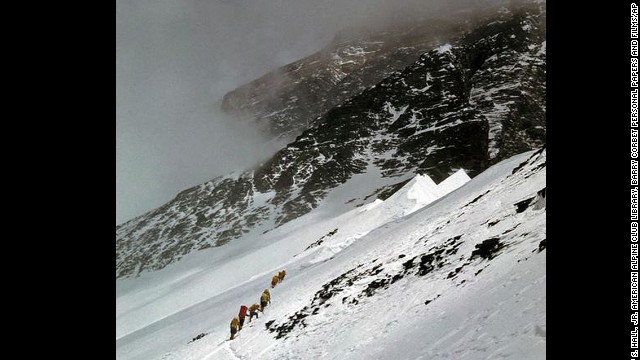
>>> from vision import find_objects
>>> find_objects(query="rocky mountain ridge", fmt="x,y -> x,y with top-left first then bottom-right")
116,3 -> 545,278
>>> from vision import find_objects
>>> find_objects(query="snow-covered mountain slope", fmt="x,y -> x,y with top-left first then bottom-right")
115,168 -> 470,341
116,148 -> 545,360
116,4 -> 545,278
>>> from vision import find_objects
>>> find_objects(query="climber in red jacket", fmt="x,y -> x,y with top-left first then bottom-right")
238,305 -> 248,330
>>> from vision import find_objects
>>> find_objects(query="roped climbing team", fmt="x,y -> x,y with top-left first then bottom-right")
230,269 -> 286,340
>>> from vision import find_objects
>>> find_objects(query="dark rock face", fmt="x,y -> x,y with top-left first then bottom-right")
116,4 -> 546,278
221,19 -> 471,143
470,238 -> 505,260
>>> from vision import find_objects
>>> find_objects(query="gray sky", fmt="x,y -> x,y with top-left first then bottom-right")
116,0 -> 503,225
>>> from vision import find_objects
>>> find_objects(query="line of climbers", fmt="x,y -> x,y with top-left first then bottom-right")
230,269 -> 286,340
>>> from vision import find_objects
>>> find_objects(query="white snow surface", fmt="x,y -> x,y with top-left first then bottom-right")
383,169 -> 470,217
435,43 -> 452,54
116,149 -> 546,360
